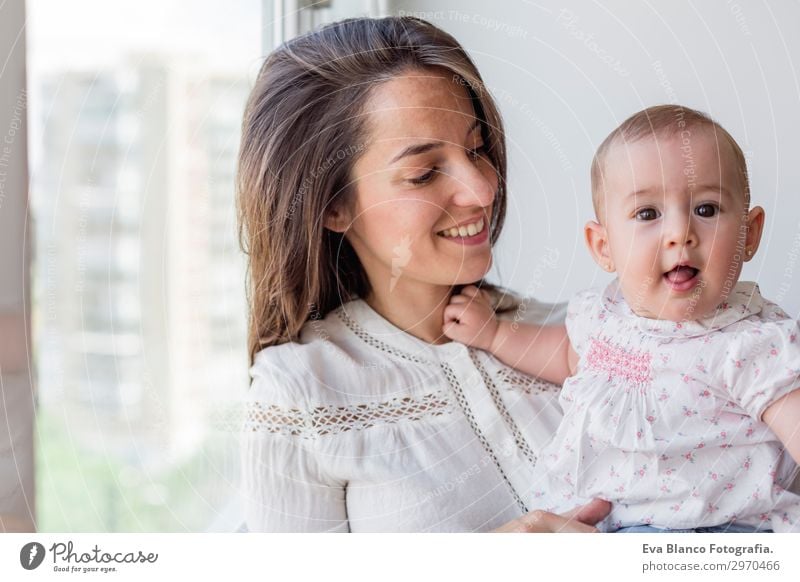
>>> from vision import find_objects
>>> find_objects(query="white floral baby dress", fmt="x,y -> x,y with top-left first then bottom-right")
534,280 -> 800,532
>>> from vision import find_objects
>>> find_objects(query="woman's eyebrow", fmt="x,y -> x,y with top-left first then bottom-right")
389,120 -> 482,165
389,141 -> 442,164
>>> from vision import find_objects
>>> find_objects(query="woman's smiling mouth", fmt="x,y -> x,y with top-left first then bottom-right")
436,216 -> 488,246
437,216 -> 485,238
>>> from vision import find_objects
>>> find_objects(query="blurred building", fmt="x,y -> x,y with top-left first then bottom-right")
34,55 -> 250,467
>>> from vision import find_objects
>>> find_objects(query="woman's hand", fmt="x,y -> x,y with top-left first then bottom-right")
493,499 -> 611,533
443,285 -> 499,351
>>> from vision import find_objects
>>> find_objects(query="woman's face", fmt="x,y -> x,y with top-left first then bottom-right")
329,68 -> 498,301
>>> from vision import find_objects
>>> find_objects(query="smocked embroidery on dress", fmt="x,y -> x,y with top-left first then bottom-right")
585,337 -> 653,390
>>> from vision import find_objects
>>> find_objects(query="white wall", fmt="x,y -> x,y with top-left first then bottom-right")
390,0 -> 800,315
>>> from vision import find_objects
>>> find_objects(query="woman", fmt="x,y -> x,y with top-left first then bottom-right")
237,16 -> 609,532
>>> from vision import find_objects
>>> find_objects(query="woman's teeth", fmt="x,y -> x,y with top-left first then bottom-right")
438,217 -> 485,238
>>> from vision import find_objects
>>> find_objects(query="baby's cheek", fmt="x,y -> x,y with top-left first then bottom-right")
619,272 -> 659,311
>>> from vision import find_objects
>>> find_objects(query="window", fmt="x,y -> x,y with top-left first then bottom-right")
29,0 -> 260,531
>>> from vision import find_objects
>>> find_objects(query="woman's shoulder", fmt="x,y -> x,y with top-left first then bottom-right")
246,305 -> 367,435
249,299 -> 427,406
250,305 -> 359,392
246,299 -> 452,439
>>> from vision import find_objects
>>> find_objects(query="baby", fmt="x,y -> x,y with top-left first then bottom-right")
444,105 -> 800,532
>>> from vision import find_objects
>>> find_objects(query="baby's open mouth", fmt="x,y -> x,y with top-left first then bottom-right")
663,265 -> 700,291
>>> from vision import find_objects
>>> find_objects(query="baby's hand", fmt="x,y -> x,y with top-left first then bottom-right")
443,285 -> 500,351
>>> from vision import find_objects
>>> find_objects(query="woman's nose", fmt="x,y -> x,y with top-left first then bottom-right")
449,160 -> 497,208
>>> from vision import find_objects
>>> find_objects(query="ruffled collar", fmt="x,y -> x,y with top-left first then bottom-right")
600,279 -> 764,338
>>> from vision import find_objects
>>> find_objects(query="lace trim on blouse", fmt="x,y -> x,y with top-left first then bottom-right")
470,349 -> 542,468
337,306 -> 435,366
495,367 -> 561,396
245,390 -> 456,439
440,361 -> 529,513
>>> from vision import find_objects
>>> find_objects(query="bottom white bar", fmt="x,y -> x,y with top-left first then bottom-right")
1,533 -> 799,581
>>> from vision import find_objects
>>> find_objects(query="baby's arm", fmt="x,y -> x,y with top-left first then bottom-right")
762,389 -> 800,464
443,285 -> 577,385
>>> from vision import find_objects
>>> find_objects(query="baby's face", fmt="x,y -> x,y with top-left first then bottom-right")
594,128 -> 761,321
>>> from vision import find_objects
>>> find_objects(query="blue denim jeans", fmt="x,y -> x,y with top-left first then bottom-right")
616,523 -> 772,533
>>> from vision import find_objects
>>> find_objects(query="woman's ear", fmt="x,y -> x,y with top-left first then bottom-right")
585,220 -> 615,272
743,205 -> 765,262
324,203 -> 351,234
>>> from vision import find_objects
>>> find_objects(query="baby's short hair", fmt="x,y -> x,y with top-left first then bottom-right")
590,104 -> 749,218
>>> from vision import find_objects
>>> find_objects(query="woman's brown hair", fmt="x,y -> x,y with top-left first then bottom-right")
237,16 -> 508,363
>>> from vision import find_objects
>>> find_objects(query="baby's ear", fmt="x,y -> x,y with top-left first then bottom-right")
585,220 -> 615,272
744,205 -> 766,262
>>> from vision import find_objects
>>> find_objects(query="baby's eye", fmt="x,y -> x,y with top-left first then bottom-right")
635,207 -> 660,221
695,203 -> 718,218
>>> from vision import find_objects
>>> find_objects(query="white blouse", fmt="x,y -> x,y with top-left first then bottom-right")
241,296 -> 566,532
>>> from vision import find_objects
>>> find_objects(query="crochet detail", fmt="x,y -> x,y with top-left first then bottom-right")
470,350 -> 541,469
337,306 -> 434,366
440,362 -> 529,514
245,390 -> 455,439
495,367 -> 561,396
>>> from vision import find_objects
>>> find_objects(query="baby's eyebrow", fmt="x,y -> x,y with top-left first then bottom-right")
692,183 -> 732,198
626,187 -> 658,199
625,184 -> 734,200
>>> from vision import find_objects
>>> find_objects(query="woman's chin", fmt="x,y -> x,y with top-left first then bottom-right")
449,255 -> 493,286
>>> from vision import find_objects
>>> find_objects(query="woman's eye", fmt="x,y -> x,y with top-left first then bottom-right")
635,208 -> 660,221
468,144 -> 487,161
408,168 -> 437,185
695,203 -> 718,218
